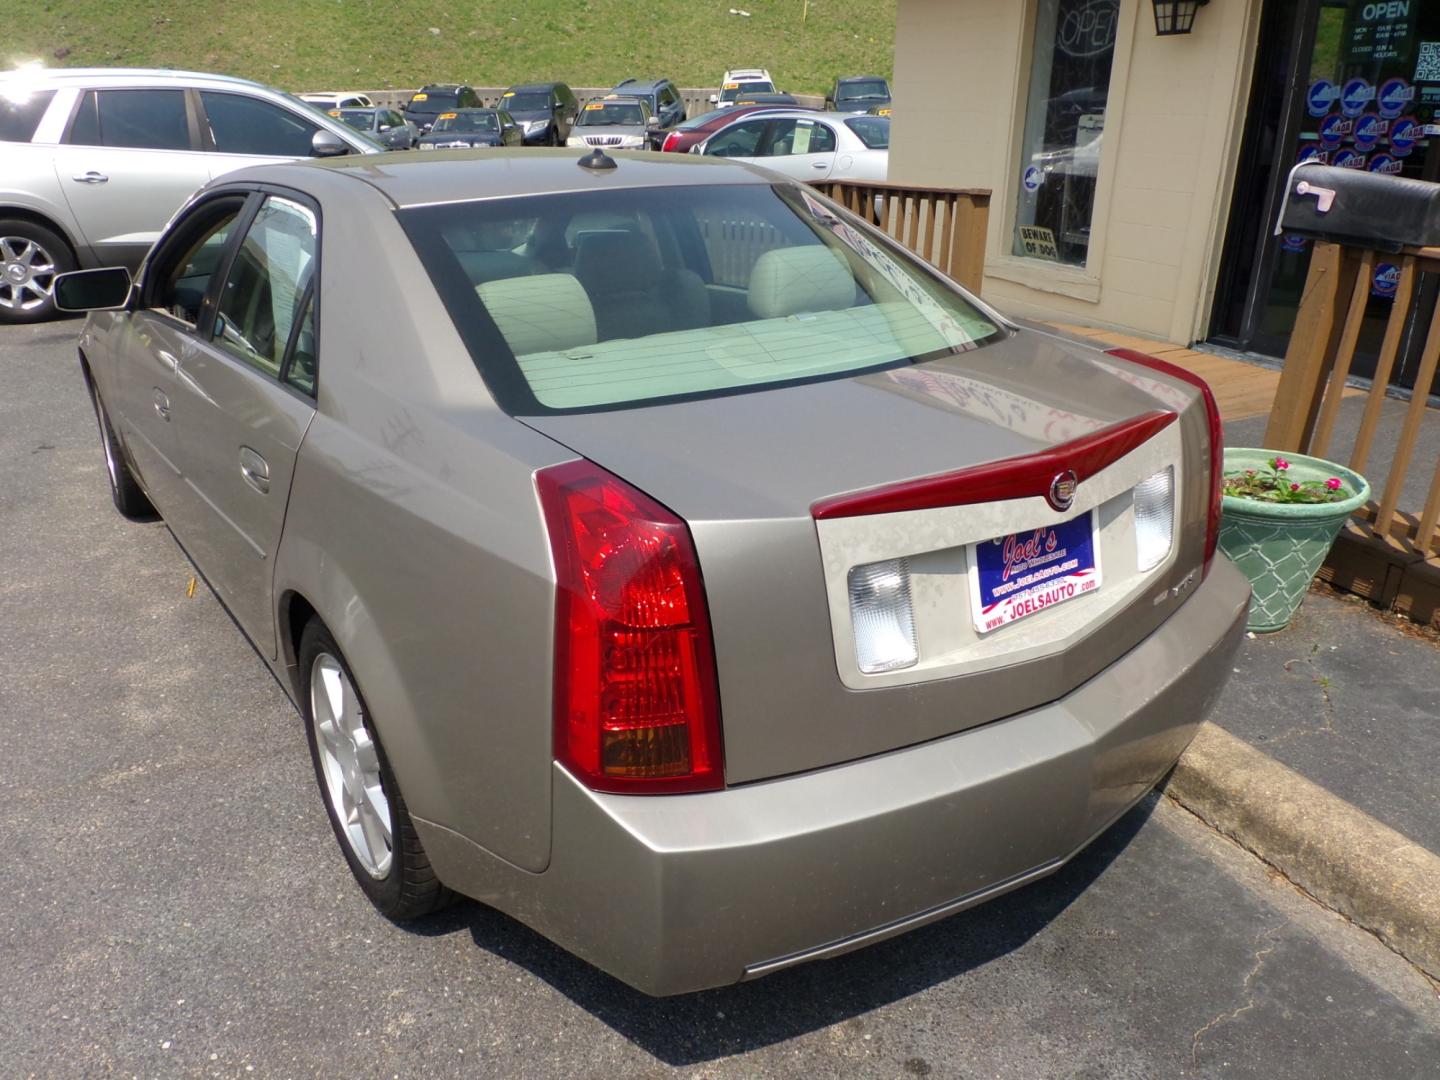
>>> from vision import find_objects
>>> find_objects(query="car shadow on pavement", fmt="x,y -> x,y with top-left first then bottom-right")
411,790 -> 1160,1066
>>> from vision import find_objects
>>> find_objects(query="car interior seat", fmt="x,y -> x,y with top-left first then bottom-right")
572,230 -> 709,341
476,272 -> 597,356
746,245 -> 857,319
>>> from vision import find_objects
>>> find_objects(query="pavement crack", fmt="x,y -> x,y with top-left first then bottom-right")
1190,920 -> 1288,1065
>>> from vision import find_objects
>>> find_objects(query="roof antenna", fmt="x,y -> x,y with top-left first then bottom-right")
577,147 -> 618,171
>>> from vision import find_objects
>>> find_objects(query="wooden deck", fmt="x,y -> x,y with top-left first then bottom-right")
1046,323 -> 1361,424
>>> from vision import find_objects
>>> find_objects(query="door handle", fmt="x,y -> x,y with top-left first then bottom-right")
152,389 -> 170,420
72,171 -> 109,184
811,161 -> 829,169
238,447 -> 270,495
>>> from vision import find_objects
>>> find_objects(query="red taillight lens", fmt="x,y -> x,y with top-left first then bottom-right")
1105,349 -> 1223,576
661,131 -> 679,152
537,460 -> 723,794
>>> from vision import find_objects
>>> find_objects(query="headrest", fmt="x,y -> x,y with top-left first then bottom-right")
476,273 -> 596,356
573,230 -> 663,292
747,246 -> 855,319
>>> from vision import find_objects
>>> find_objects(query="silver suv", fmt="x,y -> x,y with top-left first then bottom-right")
0,67 -> 381,323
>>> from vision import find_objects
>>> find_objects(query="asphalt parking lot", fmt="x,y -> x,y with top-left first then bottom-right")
3,318 -> 1439,1078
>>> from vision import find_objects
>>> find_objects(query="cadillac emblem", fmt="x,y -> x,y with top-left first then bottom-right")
1047,470 -> 1078,512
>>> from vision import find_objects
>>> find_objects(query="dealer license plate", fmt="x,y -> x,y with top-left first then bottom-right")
969,512 -> 1102,634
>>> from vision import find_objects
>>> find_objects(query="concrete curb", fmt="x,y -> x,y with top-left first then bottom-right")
1165,721 -> 1440,980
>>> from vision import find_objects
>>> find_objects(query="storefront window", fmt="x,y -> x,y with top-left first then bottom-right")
1013,0 -> 1119,267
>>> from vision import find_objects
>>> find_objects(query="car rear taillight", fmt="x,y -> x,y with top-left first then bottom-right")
661,131 -> 679,152
537,460 -> 723,794
1105,349 -> 1223,577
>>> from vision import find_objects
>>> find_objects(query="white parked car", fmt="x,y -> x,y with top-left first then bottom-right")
712,67 -> 775,107
696,109 -> 889,183
299,91 -> 375,110
0,67 -> 382,322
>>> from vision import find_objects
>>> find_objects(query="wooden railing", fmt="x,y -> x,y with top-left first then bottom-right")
1264,241 -> 1440,561
809,181 -> 991,296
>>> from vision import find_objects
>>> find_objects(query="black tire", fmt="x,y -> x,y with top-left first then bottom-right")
85,377 -> 157,520
0,218 -> 77,324
547,125 -> 559,146
298,619 -> 453,920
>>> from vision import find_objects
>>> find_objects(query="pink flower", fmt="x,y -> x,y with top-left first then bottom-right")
1245,469 -> 1256,476
1325,477 -> 1342,491
1291,483 -> 1300,491
1273,457 -> 1290,471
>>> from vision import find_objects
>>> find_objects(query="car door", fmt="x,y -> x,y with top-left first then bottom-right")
49,87 -> 210,268
754,117 -> 839,180
107,194 -> 249,516
702,117 -> 771,159
197,90 -> 326,179
169,192 -> 320,657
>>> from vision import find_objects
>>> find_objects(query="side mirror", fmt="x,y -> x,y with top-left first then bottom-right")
53,267 -> 133,312
311,129 -> 350,157
708,94 -> 719,104
647,116 -> 660,127
379,123 -> 392,132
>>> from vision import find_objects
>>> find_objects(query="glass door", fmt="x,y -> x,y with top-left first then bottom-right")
1210,0 -> 1440,391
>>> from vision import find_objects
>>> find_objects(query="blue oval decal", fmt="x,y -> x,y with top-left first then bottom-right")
1306,80 -> 1336,118
1340,79 -> 1374,118
1377,78 -> 1414,120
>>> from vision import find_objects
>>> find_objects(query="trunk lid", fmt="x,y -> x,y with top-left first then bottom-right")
522,330 -> 1212,784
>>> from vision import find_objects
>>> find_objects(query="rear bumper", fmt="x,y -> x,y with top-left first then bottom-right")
419,556 -> 1249,996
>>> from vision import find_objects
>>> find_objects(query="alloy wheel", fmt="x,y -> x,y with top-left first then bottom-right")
310,653 -> 393,878
0,235 -> 58,313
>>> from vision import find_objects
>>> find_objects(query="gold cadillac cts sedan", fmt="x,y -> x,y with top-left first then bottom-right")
56,147 -> 1249,995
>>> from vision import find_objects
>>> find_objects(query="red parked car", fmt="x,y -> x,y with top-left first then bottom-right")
659,98 -> 805,153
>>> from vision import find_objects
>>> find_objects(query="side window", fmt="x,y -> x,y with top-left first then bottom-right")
765,119 -> 836,157
68,89 -> 190,150
0,89 -> 56,142
284,292 -> 318,396
704,119 -> 767,157
146,200 -> 246,325
201,92 -> 318,156
212,196 -> 318,378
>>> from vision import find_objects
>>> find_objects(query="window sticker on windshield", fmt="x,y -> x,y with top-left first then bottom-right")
723,82 -> 740,89
328,109 -> 341,116
876,108 -> 892,116
585,102 -> 604,110
412,93 -> 428,101
502,91 -> 514,97
793,124 -> 814,154
439,112 -> 458,119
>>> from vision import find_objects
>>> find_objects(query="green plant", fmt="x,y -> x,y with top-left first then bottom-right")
1222,456 -> 1350,505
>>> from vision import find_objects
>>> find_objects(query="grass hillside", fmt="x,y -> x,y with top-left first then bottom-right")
3,0 -> 895,94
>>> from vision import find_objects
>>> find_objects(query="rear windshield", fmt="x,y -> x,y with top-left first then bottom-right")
400,183 -> 1002,415
433,112 -> 497,132
845,116 -> 890,149
336,109 -> 374,131
0,88 -> 56,142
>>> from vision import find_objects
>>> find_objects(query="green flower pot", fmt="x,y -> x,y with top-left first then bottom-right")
1218,448 -> 1370,633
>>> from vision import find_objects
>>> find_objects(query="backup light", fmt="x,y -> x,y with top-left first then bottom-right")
848,559 -> 918,674
1134,467 -> 1175,572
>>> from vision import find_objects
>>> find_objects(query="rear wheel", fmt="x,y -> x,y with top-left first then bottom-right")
0,219 -> 76,324
299,620 -> 453,919
85,378 -> 157,520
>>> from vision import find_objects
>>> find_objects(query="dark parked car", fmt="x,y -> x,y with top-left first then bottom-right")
659,103 -> 810,154
416,109 -> 522,149
499,82 -> 579,145
609,78 -> 687,133
333,107 -> 418,150
403,84 -> 483,134
826,75 -> 892,113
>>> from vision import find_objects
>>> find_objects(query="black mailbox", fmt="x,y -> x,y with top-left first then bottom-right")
1277,162 -> 1440,253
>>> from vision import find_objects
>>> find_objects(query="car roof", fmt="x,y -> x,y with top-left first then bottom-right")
220,149 -> 773,209
723,69 -> 771,80
836,75 -> 888,84
417,83 -> 467,93
594,94 -> 646,105
0,67 -> 272,90
505,82 -> 567,93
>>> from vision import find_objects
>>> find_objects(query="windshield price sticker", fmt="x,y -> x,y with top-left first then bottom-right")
585,102 -> 604,110
970,513 -> 1102,634
439,112 -> 457,119
412,93 -> 428,101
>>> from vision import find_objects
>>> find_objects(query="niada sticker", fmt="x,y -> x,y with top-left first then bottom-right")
1332,149 -> 1367,169
1353,113 -> 1386,149
1318,113 -> 1348,147
1306,80 -> 1337,118
1296,144 -> 1329,165
1022,165 -> 1043,193
1377,78 -> 1414,119
1369,153 -> 1403,174
1372,263 -> 1401,299
1280,232 -> 1310,254
1340,78 -> 1374,117
1390,116 -> 1422,155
